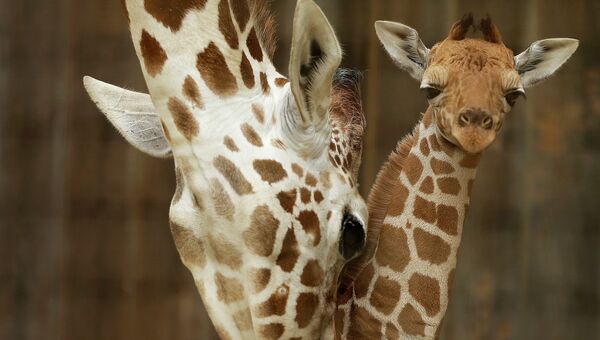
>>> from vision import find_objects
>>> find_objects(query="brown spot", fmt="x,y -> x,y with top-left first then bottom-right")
230,0 -> 250,31
253,159 -> 287,184
300,260 -> 323,287
246,27 -> 263,62
354,262 -> 375,299
240,52 -> 255,89
259,323 -> 284,340
300,187 -> 311,204
305,173 -> 318,187
144,0 -> 207,32
375,224 -> 410,272
168,97 -> 199,140
414,228 -> 451,264
420,137 -> 430,156
218,0 -> 239,49
208,233 -> 242,269
255,284 -> 289,317
183,76 -> 204,108
347,304 -> 382,339
260,72 -> 270,94
241,123 -> 263,146
140,30 -> 167,77
271,139 -> 286,149
419,176 -> 434,194
408,273 -> 440,316
213,155 -> 253,195
413,196 -> 437,224
313,191 -> 324,203
295,293 -> 319,328
335,309 -> 346,337
233,308 -> 253,330
326,211 -> 332,221
460,153 -> 481,168
431,158 -> 455,175
209,178 -> 234,221
277,189 -> 297,214
244,205 -> 280,256
369,276 -> 401,315
172,167 -> 184,203
297,210 -> 320,245
386,324 -> 399,339
275,77 -> 288,87
404,153 -> 423,185
252,103 -> 265,124
437,177 -> 461,195
387,183 -> 409,216
215,273 -> 244,303
292,163 -> 304,178
249,268 -> 271,293
429,135 -> 441,152
170,221 -> 205,267
276,228 -> 300,272
437,204 -> 459,235
223,136 -> 239,152
197,42 -> 238,97
398,303 -> 426,336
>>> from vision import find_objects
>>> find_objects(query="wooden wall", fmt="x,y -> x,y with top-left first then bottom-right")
1,0 -> 598,339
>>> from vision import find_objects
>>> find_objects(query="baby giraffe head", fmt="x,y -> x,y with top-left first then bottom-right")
375,14 -> 578,154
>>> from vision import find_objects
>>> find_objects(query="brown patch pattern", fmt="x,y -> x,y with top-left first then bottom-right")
183,76 -> 204,108
297,210 -> 320,245
253,159 -> 287,184
437,204 -> 459,235
215,272 -> 244,303
223,136 -> 239,152
419,176 -> 434,194
208,233 -> 242,269
404,153 -> 424,185
144,0 -> 207,32
249,267 -> 271,293
277,189 -> 297,214
369,276 -> 401,315
170,221 -> 205,267
408,273 -> 441,317
246,28 -> 263,62
209,178 -> 234,221
275,77 -> 288,87
431,158 -> 455,175
243,205 -> 280,256
197,42 -> 238,97
230,0 -> 250,31
240,52 -> 255,89
140,30 -> 167,77
168,97 -> 199,140
218,0 -> 239,49
252,103 -> 265,124
375,224 -> 410,272
414,227 -> 451,264
300,260 -> 323,287
437,177 -> 461,195
276,228 -> 300,272
413,196 -> 437,224
260,72 -> 270,94
260,323 -> 284,340
296,293 -> 319,328
398,304 -> 426,336
241,123 -> 263,146
387,183 -> 410,216
255,284 -> 289,317
213,155 -> 253,195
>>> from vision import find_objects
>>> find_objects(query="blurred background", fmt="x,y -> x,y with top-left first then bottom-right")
1,0 -> 598,339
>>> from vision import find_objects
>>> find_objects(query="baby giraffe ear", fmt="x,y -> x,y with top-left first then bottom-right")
375,20 -> 430,81
515,38 -> 579,88
83,76 -> 172,158
289,0 -> 342,127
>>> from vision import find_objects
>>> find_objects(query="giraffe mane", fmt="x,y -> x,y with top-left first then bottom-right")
337,118 -> 422,295
250,0 -> 278,60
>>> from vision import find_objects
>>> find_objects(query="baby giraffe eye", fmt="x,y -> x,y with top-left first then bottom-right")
505,89 -> 526,107
421,85 -> 442,100
339,212 -> 365,260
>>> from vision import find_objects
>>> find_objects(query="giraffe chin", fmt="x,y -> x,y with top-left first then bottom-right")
453,128 -> 496,154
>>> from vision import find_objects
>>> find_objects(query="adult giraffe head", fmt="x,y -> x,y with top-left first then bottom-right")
375,14 -> 578,154
83,0 -> 367,337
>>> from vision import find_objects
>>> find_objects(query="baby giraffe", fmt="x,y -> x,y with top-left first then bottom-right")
335,15 -> 578,339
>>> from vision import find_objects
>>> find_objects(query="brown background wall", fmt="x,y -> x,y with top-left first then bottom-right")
1,0 -> 598,339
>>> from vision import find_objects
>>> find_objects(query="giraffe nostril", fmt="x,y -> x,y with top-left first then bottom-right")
459,113 -> 470,126
482,116 -> 493,129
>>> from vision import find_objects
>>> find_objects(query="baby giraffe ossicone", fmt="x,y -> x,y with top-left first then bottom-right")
335,15 -> 578,339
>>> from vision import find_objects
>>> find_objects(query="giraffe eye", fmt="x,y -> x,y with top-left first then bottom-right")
421,86 -> 442,100
339,213 -> 366,260
505,89 -> 526,107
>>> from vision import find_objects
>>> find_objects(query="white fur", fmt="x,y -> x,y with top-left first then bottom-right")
515,38 -> 579,88
83,76 -> 171,158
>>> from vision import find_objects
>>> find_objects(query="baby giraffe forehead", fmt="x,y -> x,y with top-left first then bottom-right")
429,39 -> 515,71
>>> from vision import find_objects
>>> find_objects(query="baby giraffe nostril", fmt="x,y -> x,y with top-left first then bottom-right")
459,113 -> 471,126
482,116 -> 493,129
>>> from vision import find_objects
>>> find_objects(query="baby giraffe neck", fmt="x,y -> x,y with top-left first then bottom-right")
337,108 -> 481,339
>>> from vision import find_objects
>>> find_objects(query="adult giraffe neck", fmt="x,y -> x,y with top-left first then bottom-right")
336,108 -> 482,339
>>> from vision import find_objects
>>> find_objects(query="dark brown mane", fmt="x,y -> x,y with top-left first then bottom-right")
250,0 -> 278,59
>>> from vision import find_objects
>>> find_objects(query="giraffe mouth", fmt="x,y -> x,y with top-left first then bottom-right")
454,127 -> 496,154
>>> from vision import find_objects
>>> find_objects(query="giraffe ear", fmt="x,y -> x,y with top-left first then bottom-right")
375,21 -> 430,81
515,38 -> 579,88
288,0 -> 342,129
83,76 -> 172,158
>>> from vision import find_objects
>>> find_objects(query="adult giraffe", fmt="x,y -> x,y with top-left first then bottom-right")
335,15 -> 578,339
84,0 -> 368,338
